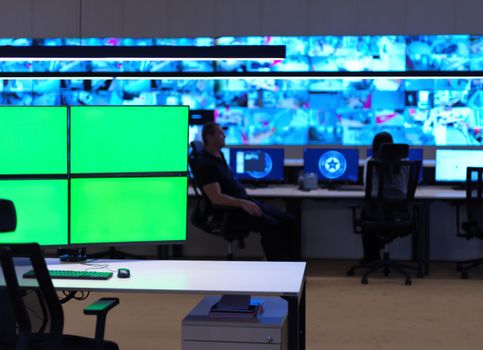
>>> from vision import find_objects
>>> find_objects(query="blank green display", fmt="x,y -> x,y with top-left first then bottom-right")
0,107 -> 67,175
0,180 -> 68,246
70,106 -> 189,174
70,177 -> 187,244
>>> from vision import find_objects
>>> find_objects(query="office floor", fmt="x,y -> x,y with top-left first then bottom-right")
62,260 -> 483,349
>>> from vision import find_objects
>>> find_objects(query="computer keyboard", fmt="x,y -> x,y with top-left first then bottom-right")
23,269 -> 113,280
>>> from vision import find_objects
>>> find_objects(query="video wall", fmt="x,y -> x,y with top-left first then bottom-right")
0,35 -> 482,146
0,106 -> 188,246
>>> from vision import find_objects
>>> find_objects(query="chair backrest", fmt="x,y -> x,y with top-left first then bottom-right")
364,144 -> 421,236
188,141 -> 219,233
0,199 -> 16,232
466,167 -> 483,231
0,243 -> 64,350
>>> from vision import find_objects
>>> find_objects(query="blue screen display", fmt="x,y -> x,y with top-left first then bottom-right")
366,148 -> 424,182
304,148 -> 359,182
229,148 -> 284,182
435,149 -> 483,182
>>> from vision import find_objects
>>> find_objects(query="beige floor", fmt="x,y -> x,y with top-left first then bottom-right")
62,260 -> 483,349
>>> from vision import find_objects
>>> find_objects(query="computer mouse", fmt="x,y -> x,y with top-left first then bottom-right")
117,268 -> 130,278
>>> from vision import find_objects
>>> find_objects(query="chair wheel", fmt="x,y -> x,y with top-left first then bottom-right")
405,278 -> 412,286
361,277 -> 368,285
347,269 -> 354,277
461,271 -> 469,279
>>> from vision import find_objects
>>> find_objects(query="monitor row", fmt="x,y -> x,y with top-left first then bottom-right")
0,106 -> 188,175
226,148 -> 483,184
0,175 -> 187,246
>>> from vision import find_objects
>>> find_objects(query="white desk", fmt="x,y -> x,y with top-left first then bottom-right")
14,259 -> 307,350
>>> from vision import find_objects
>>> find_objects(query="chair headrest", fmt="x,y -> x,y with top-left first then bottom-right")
379,143 -> 409,162
0,199 -> 16,233
190,140 -> 204,157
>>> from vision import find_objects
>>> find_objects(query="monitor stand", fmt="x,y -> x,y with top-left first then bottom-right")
59,247 -> 87,263
88,247 -> 145,260
245,182 -> 269,189
451,184 -> 466,191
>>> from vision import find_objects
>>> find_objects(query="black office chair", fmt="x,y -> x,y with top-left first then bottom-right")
0,199 -> 16,233
347,144 -> 421,285
0,243 -> 119,350
188,141 -> 249,260
456,167 -> 483,279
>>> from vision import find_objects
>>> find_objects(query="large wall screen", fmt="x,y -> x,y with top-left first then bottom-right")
0,35 -> 482,146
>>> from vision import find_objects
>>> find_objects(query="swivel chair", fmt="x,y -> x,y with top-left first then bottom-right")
456,167 -> 483,279
188,141 -> 249,260
0,243 -> 119,350
347,144 -> 421,285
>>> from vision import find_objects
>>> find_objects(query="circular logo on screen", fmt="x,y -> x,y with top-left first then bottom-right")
246,151 -> 273,179
318,151 -> 347,179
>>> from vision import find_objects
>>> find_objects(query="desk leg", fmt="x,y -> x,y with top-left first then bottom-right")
422,201 -> 430,275
282,279 -> 306,350
413,202 -> 425,278
286,198 -> 302,260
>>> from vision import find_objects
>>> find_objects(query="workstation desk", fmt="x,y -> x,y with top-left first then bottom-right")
188,185 -> 466,276
11,259 -> 307,350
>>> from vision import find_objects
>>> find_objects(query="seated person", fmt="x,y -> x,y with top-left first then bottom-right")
196,122 -> 293,261
361,131 -> 409,262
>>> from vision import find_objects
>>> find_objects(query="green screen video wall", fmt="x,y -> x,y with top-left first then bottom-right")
0,106 -> 189,246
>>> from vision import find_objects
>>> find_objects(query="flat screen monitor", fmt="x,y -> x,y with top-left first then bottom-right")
70,177 -> 187,245
367,148 -> 424,182
0,106 -> 67,175
229,148 -> 284,182
435,149 -> 483,182
0,179 -> 68,246
304,148 -> 359,183
70,106 -> 189,174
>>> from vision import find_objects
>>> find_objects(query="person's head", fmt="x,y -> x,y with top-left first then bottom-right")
372,132 -> 393,159
202,122 -> 225,150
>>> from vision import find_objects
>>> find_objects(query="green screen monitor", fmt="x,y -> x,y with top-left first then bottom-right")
69,177 -> 187,245
0,106 -> 67,175
70,106 -> 189,174
0,179 -> 68,246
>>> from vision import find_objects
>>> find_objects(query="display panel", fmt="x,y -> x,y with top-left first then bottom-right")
0,180 -> 68,245
435,149 -> 483,182
70,106 -> 189,173
0,106 -> 67,175
229,148 -> 284,182
70,177 -> 187,245
304,148 -> 359,182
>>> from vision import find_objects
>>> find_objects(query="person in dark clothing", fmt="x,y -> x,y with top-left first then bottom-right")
196,122 -> 294,261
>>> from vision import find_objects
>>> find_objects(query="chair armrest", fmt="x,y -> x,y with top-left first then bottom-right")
84,297 -> 119,316
84,297 -> 119,350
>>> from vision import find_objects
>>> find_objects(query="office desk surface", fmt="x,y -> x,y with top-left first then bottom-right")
15,259 -> 306,297
189,185 -> 465,200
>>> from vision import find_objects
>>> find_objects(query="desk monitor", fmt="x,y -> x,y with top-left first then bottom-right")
0,179 -> 68,246
70,176 -> 187,245
435,149 -> 483,183
70,106 -> 189,174
229,148 -> 284,183
367,148 -> 424,182
304,148 -> 359,183
0,106 -> 67,175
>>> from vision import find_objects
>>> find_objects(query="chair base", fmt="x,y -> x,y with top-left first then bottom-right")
456,257 -> 483,279
347,252 -> 417,286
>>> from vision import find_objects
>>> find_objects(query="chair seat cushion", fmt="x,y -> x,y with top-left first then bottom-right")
30,334 -> 118,350
462,221 -> 483,239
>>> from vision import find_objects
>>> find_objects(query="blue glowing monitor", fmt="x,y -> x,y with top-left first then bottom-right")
367,148 -> 424,182
304,148 -> 359,182
435,149 -> 483,182
229,148 -> 284,182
